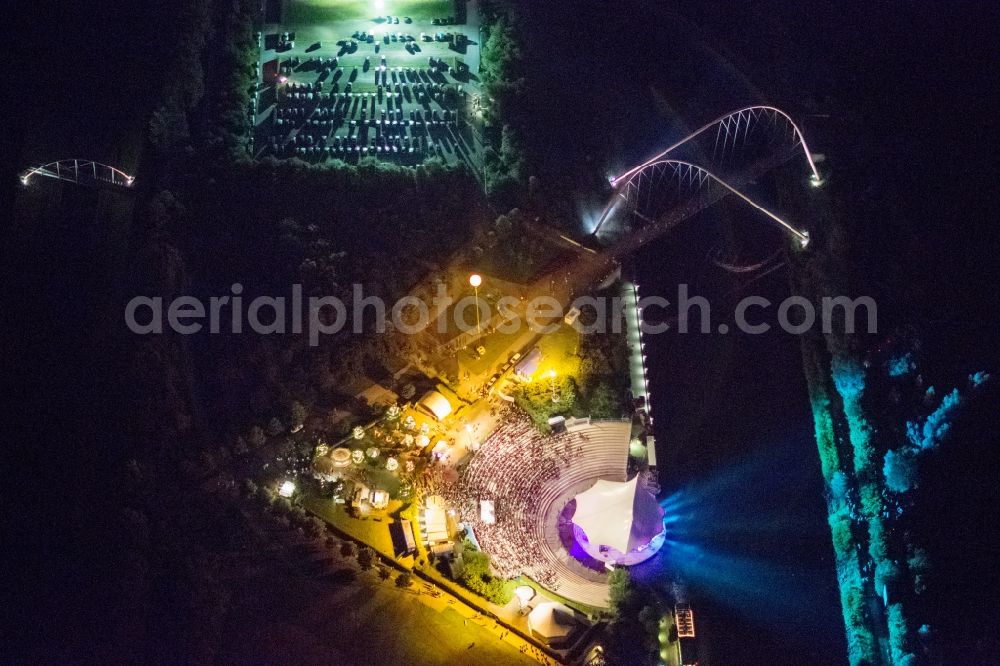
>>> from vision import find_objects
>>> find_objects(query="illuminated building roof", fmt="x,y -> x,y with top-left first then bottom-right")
528,602 -> 576,642
417,390 -> 453,421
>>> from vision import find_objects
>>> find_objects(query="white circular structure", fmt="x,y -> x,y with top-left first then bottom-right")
514,585 -> 536,606
331,447 -> 352,467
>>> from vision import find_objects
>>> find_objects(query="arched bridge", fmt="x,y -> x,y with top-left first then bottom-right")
595,105 -> 822,241
20,160 -> 135,191
605,158 -> 809,247
521,105 -> 823,314
609,105 -> 822,189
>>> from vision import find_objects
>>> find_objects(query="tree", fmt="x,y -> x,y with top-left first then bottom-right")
907,547 -> 930,595
289,506 -> 308,525
149,103 -> 190,150
875,560 -> 901,593
377,566 -> 392,582
604,566 -> 661,665
242,478 -> 257,497
830,471 -> 850,501
267,417 -> 284,437
829,512 -> 854,555
199,451 -> 217,472
395,572 -> 412,588
607,567 -> 631,613
248,426 -> 266,449
357,546 -> 375,570
289,401 -> 307,427
305,517 -> 324,539
458,546 -> 511,604
340,541 -> 357,558
494,214 -> 512,234
586,380 -> 620,418
255,485 -> 274,505
884,448 -> 918,493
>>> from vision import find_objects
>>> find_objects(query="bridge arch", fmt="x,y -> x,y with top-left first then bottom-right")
603,158 -> 809,247
609,105 -> 821,186
594,106 -> 820,238
20,160 -> 135,189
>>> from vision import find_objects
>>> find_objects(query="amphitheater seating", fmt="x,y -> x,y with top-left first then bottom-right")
457,409 -> 631,608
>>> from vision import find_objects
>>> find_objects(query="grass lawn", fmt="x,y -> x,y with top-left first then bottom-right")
286,0 -> 453,25
303,494 -> 402,559
219,520 -> 535,665
535,324 -> 582,378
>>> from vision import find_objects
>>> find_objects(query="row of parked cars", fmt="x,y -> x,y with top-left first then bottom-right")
353,30 -> 417,44
484,351 -> 524,393
273,134 -> 437,156
276,108 -> 459,128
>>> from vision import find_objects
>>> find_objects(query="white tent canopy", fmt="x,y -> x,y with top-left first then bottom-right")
417,390 -> 453,421
423,494 -> 449,543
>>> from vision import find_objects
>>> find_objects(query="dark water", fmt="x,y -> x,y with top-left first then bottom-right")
632,212 -> 843,664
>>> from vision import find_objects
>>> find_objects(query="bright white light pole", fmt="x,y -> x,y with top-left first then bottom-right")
469,273 -> 483,336
548,369 -> 560,403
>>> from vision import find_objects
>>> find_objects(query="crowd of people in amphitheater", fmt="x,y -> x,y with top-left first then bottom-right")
452,407 -> 589,582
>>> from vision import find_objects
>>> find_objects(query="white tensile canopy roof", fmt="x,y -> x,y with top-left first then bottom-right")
528,602 -> 576,639
573,477 -> 638,553
417,390 -> 453,421
572,476 -> 665,555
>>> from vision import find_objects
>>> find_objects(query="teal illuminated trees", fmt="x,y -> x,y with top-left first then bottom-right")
793,196 -> 991,665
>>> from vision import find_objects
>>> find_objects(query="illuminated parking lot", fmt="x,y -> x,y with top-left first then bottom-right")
256,0 -> 483,164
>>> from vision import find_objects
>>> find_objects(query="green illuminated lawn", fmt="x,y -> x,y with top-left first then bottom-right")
286,0 -> 453,25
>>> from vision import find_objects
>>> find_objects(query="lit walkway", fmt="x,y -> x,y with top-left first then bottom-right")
620,279 -> 650,405
620,278 -> 657,467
